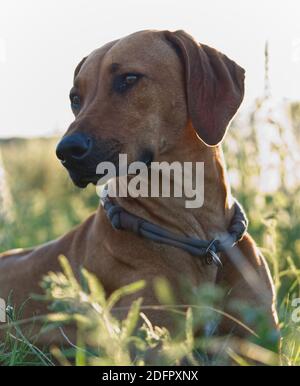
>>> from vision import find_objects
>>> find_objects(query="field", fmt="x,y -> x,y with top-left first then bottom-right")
0,99 -> 300,365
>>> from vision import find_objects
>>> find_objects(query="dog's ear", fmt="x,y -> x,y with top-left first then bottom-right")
164,30 -> 245,146
73,57 -> 87,81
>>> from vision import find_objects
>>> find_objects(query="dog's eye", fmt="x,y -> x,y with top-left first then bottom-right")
70,94 -> 81,111
113,73 -> 142,94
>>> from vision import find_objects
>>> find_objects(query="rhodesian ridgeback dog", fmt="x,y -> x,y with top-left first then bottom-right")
0,30 -> 278,346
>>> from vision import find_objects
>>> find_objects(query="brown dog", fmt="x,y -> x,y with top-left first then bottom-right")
0,30 -> 278,345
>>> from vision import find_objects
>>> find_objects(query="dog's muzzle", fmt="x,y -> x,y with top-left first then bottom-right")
56,133 -> 122,188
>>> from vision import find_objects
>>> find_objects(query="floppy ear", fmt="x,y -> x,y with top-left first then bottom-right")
164,30 -> 245,146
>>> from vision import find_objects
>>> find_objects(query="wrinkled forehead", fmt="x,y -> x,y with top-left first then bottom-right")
104,31 -> 175,68
75,30 -> 181,84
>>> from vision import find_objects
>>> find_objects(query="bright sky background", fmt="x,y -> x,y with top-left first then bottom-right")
0,0 -> 299,138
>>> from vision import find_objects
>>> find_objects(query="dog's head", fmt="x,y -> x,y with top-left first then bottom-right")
56,30 -> 245,187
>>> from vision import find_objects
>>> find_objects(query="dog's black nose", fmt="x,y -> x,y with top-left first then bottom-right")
56,133 -> 92,163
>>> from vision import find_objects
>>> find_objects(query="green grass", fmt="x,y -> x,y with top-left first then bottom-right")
0,100 -> 300,365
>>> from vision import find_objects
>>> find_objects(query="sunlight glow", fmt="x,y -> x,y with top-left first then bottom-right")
0,0 -> 300,138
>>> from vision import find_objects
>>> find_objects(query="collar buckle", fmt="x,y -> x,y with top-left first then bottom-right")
205,239 -> 223,267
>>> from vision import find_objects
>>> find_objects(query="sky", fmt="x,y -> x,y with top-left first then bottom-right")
0,0 -> 300,138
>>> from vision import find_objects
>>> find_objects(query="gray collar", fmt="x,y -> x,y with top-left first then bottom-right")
100,186 -> 248,268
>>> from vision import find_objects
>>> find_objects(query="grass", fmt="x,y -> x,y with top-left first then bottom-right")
0,98 -> 300,365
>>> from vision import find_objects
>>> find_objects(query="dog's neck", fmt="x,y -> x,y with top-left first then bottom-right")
104,124 -> 234,240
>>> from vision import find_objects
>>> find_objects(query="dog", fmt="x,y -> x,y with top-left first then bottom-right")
0,30 -> 278,346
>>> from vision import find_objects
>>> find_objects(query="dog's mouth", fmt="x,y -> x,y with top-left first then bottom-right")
67,170 -> 99,188
65,158 -> 119,188
58,134 -> 155,189
67,148 -> 155,188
